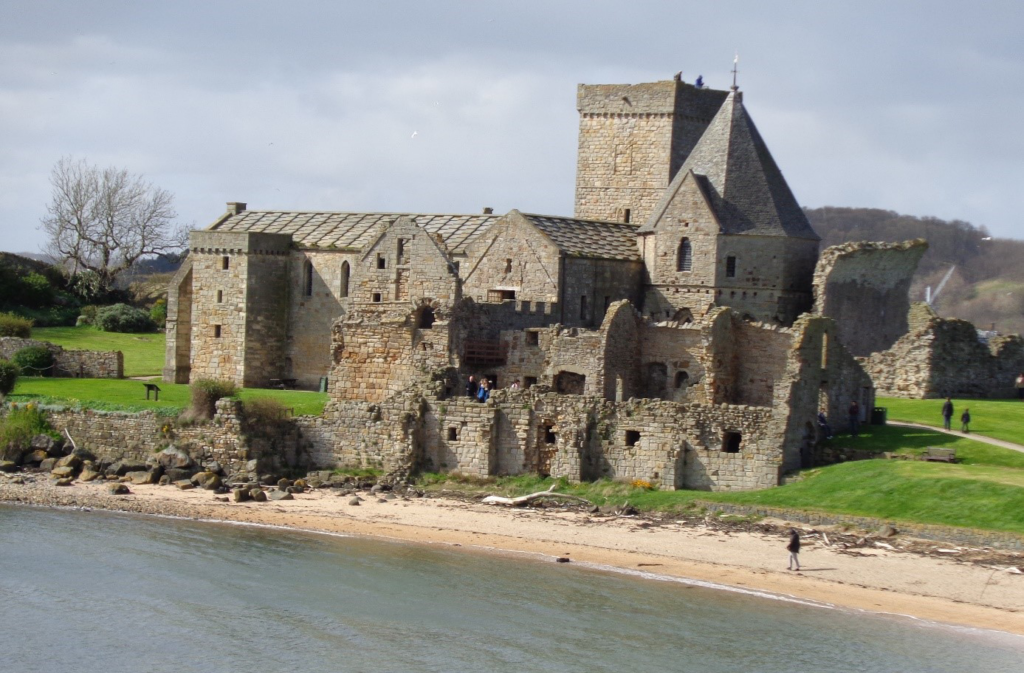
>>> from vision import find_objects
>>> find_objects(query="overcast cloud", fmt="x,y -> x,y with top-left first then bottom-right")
1,0 -> 1022,254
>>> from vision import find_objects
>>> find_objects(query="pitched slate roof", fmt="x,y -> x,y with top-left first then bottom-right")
208,211 -> 500,252
641,90 -> 819,240
517,212 -> 641,261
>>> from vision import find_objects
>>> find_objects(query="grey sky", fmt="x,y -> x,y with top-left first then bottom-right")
1,0 -> 1022,254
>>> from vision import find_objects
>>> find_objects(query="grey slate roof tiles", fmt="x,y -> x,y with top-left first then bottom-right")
209,211 -> 500,252
209,210 -> 641,261
641,90 -> 820,241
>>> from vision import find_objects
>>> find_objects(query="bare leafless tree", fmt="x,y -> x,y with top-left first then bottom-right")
40,157 -> 186,293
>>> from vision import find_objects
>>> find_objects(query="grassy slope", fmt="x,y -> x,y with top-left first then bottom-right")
879,397 -> 1024,446
10,378 -> 327,416
32,326 -> 165,378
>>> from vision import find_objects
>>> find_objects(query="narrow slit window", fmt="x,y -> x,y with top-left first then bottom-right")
216,290 -> 223,303
340,261 -> 350,298
677,238 -> 692,272
221,256 -> 230,270
726,256 -> 736,278
303,260 -> 313,296
213,325 -> 222,338
505,258 -> 512,273
623,208 -> 631,224
377,254 -> 386,269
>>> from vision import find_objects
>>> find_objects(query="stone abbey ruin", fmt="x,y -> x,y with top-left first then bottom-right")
162,77 -> 1024,491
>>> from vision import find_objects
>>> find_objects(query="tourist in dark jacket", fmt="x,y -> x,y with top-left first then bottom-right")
466,376 -> 478,398
941,397 -> 954,431
848,400 -> 860,438
787,529 -> 801,571
961,408 -> 971,433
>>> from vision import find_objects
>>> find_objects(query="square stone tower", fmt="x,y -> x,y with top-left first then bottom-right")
574,78 -> 728,225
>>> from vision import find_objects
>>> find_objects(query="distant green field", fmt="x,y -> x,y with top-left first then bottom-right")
10,377 -> 327,417
879,397 -> 1024,446
32,326 -> 165,378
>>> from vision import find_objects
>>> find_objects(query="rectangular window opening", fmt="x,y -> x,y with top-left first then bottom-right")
726,256 -> 737,278
213,325 -> 222,338
371,292 -> 382,303
376,254 -> 386,269
487,289 -> 516,302
505,258 -> 512,273
524,376 -> 537,389
544,424 -> 557,444
623,208 -> 631,224
216,290 -> 223,303
526,331 -> 539,346
221,256 -> 229,270
625,430 -> 640,446
447,427 -> 458,441
722,431 -> 742,453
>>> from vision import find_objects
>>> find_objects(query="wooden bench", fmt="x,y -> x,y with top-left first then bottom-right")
143,383 -> 161,401
924,447 -> 956,463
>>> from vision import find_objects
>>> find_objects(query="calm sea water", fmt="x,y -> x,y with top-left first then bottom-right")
1,505 -> 1021,673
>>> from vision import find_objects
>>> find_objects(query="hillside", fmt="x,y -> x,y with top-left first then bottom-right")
806,207 -> 1024,336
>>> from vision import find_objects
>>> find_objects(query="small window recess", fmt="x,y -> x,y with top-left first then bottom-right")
376,254 -> 387,269
303,260 -> 313,297
675,371 -> 689,388
372,292 -> 382,303
623,208 -> 631,224
504,258 -> 512,273
726,256 -> 736,278
722,431 -> 742,453
625,430 -> 640,446
524,376 -> 537,388
447,427 -> 458,441
526,331 -> 539,346
221,256 -> 229,270
487,289 -> 516,302
544,424 -> 557,444
213,325 -> 222,338
216,290 -> 223,303
677,238 -> 692,272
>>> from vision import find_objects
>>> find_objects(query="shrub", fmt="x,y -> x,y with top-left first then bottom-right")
77,305 -> 99,326
188,378 -> 237,420
242,397 -> 289,432
0,312 -> 33,338
96,303 -> 156,333
150,299 -> 167,325
11,346 -> 54,377
0,403 -> 54,456
0,359 -> 19,397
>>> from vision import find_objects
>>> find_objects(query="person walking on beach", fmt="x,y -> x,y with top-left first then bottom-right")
941,397 -> 954,431
961,408 -> 971,433
466,376 -> 478,399
848,400 -> 860,438
787,528 -> 801,571
1016,373 -> 1024,401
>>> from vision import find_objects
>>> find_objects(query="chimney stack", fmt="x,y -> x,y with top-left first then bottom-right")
482,207 -> 494,214
227,202 -> 247,215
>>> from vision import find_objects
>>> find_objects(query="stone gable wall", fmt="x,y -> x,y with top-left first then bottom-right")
813,240 -> 928,357
462,216 -> 561,304
0,337 -> 123,379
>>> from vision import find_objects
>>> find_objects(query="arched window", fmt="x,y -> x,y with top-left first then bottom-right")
303,260 -> 313,297
677,238 -> 692,272
675,371 -> 689,389
340,261 -> 350,298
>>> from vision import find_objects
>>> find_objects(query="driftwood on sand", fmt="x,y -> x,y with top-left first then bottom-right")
482,483 -> 593,507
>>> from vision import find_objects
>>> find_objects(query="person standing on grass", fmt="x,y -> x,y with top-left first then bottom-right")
787,529 -> 801,571
1016,373 -> 1024,401
848,400 -> 860,438
961,408 -> 971,433
941,397 -> 954,431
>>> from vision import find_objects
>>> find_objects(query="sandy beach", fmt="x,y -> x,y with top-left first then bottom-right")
2,475 -> 1023,637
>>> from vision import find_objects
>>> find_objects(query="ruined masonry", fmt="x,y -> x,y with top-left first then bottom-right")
162,76 -> 945,491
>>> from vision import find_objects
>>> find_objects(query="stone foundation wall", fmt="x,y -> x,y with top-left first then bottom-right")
0,337 -> 123,379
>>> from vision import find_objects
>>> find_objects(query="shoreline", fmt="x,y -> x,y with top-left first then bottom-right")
3,477 -> 1023,637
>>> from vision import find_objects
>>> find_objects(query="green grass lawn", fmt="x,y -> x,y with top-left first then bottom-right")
32,326 -> 166,378
9,377 -> 327,416
879,396 -> 1024,446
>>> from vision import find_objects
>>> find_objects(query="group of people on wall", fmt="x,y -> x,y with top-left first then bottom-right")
465,375 -> 523,403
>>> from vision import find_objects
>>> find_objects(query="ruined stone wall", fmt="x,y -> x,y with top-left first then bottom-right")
638,322 -> 708,403
285,250 -> 355,389
813,240 -> 928,356
163,259 -> 193,383
574,81 -> 727,224
712,235 -> 817,325
462,216 -> 561,304
560,257 -> 643,328
863,303 -> 1024,398
0,338 -> 123,379
731,320 -> 793,407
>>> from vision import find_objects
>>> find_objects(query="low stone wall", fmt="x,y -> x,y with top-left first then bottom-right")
0,337 -> 123,379
42,399 -> 293,477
